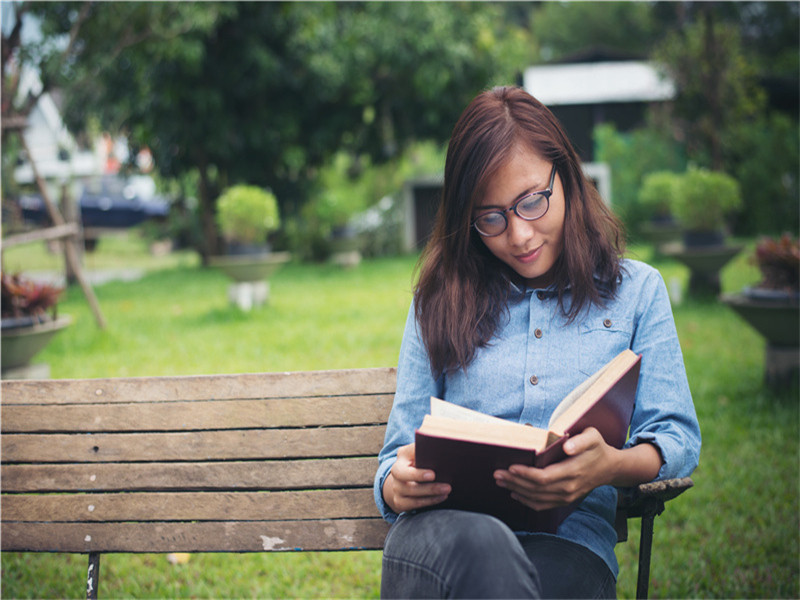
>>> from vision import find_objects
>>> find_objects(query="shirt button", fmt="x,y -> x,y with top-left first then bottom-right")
537,291 -> 545,301
603,318 -> 613,328
529,375 -> 539,385
534,328 -> 543,339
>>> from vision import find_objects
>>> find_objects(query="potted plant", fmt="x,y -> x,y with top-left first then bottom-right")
215,184 -> 281,254
209,185 -> 289,309
638,171 -> 682,250
671,167 -> 743,247
721,233 -> 799,389
663,168 -> 745,295
1,272 -> 72,375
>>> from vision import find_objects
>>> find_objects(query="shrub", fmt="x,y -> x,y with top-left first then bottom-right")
216,185 -> 280,245
671,168 -> 742,232
638,171 -> 680,220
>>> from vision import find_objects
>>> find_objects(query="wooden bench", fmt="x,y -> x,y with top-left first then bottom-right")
1,368 -> 692,599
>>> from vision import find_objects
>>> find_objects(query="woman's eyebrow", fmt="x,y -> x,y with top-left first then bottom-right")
477,183 -> 544,210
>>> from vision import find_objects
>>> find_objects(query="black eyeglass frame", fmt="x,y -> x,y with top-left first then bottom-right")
472,164 -> 557,237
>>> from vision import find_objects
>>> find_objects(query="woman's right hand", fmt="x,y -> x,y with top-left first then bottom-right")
382,443 -> 451,514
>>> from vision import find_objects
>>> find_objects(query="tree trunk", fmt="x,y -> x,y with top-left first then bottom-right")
197,163 -> 220,265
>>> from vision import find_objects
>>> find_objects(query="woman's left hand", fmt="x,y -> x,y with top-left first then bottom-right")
493,427 -> 661,511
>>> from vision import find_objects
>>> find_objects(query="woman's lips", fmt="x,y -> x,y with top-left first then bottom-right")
514,245 -> 543,264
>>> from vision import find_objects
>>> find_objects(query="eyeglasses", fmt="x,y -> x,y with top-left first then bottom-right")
472,164 -> 557,237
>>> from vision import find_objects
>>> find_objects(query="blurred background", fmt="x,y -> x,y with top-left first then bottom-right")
2,2 -> 797,264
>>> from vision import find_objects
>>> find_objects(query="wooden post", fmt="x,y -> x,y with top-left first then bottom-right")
60,182 -> 83,286
19,133 -> 106,329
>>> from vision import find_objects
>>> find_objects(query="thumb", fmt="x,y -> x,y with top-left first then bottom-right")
563,427 -> 602,455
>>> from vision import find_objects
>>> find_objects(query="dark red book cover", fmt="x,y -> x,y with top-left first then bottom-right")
414,354 -> 641,532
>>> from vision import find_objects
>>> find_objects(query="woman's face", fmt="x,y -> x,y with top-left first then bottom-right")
473,144 -> 565,288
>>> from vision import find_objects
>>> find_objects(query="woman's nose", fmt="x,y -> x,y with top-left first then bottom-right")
505,212 -> 534,246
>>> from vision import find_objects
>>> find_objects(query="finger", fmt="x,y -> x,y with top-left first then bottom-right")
563,427 -> 603,455
399,480 -> 451,498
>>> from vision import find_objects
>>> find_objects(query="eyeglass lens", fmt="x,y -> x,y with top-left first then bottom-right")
474,193 -> 549,236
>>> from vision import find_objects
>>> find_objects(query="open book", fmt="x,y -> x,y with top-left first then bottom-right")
414,348 -> 641,532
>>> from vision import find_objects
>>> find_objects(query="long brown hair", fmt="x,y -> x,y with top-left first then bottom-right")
415,86 -> 625,375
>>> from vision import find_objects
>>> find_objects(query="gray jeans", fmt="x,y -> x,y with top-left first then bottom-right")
381,509 -> 616,599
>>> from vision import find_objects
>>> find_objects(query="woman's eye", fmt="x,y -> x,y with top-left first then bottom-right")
518,194 -> 545,214
478,212 -> 505,227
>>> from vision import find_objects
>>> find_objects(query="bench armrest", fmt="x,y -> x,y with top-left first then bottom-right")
618,477 -> 694,517
614,477 -> 694,543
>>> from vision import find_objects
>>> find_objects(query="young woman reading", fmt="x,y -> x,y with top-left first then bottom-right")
374,86 -> 701,599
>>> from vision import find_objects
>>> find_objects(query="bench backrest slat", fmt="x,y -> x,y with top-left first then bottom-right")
3,489 -> 378,522
2,426 -> 386,462
3,457 -> 377,493
1,368 -> 398,404
2,395 -> 395,433
3,519 -> 390,553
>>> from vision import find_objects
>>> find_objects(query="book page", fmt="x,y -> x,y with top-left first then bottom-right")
547,366 -> 605,429
430,397 -> 521,427
420,413 -> 549,451
548,349 -> 639,435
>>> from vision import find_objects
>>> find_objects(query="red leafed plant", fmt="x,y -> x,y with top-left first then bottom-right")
1,272 -> 64,322
753,233 -> 800,292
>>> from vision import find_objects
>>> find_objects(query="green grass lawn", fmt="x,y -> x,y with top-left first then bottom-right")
2,232 -> 798,598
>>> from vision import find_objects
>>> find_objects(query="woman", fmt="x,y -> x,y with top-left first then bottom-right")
374,86 -> 701,598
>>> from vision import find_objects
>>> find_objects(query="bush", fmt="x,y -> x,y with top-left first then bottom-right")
593,123 -> 686,236
638,171 -> 681,220
672,168 -> 742,232
726,112 -> 800,236
216,185 -> 280,245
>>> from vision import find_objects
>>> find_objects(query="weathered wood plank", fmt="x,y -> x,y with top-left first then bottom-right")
1,395 -> 394,433
2,457 -> 377,493
1,519 -> 391,552
2,425 -> 386,463
0,368 -> 397,405
2,488 -> 379,522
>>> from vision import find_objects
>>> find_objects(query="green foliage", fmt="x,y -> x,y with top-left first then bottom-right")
593,123 -> 685,234
652,11 -> 767,170
637,171 -> 681,219
215,185 -> 280,245
531,2 -> 658,61
26,3 -> 534,259
672,168 -> 743,232
286,141 -> 445,261
725,111 -> 800,236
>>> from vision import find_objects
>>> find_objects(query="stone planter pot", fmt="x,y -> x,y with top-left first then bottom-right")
721,289 -> 799,389
209,252 -> 290,310
663,241 -> 744,297
1,315 -> 72,372
210,251 -> 290,283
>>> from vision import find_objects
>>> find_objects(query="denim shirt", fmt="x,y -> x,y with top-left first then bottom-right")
374,259 -> 701,577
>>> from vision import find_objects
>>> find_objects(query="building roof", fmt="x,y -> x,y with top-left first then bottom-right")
523,61 -> 675,106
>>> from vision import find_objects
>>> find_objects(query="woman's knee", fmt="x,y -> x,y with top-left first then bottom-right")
382,510 -> 540,598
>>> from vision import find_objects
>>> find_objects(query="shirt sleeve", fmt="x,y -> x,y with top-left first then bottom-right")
626,266 -> 701,480
374,301 -> 444,523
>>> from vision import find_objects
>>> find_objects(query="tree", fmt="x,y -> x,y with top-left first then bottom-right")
653,5 -> 766,171
19,2 -> 534,262
530,1 -> 659,61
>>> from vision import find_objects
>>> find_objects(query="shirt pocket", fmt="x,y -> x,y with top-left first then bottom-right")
578,316 -> 634,377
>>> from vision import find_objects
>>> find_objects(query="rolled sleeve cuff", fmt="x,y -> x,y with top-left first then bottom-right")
374,460 -> 400,524
627,430 -> 697,481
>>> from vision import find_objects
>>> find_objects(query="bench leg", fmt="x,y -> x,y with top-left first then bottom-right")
635,514 -> 654,600
87,552 -> 101,600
